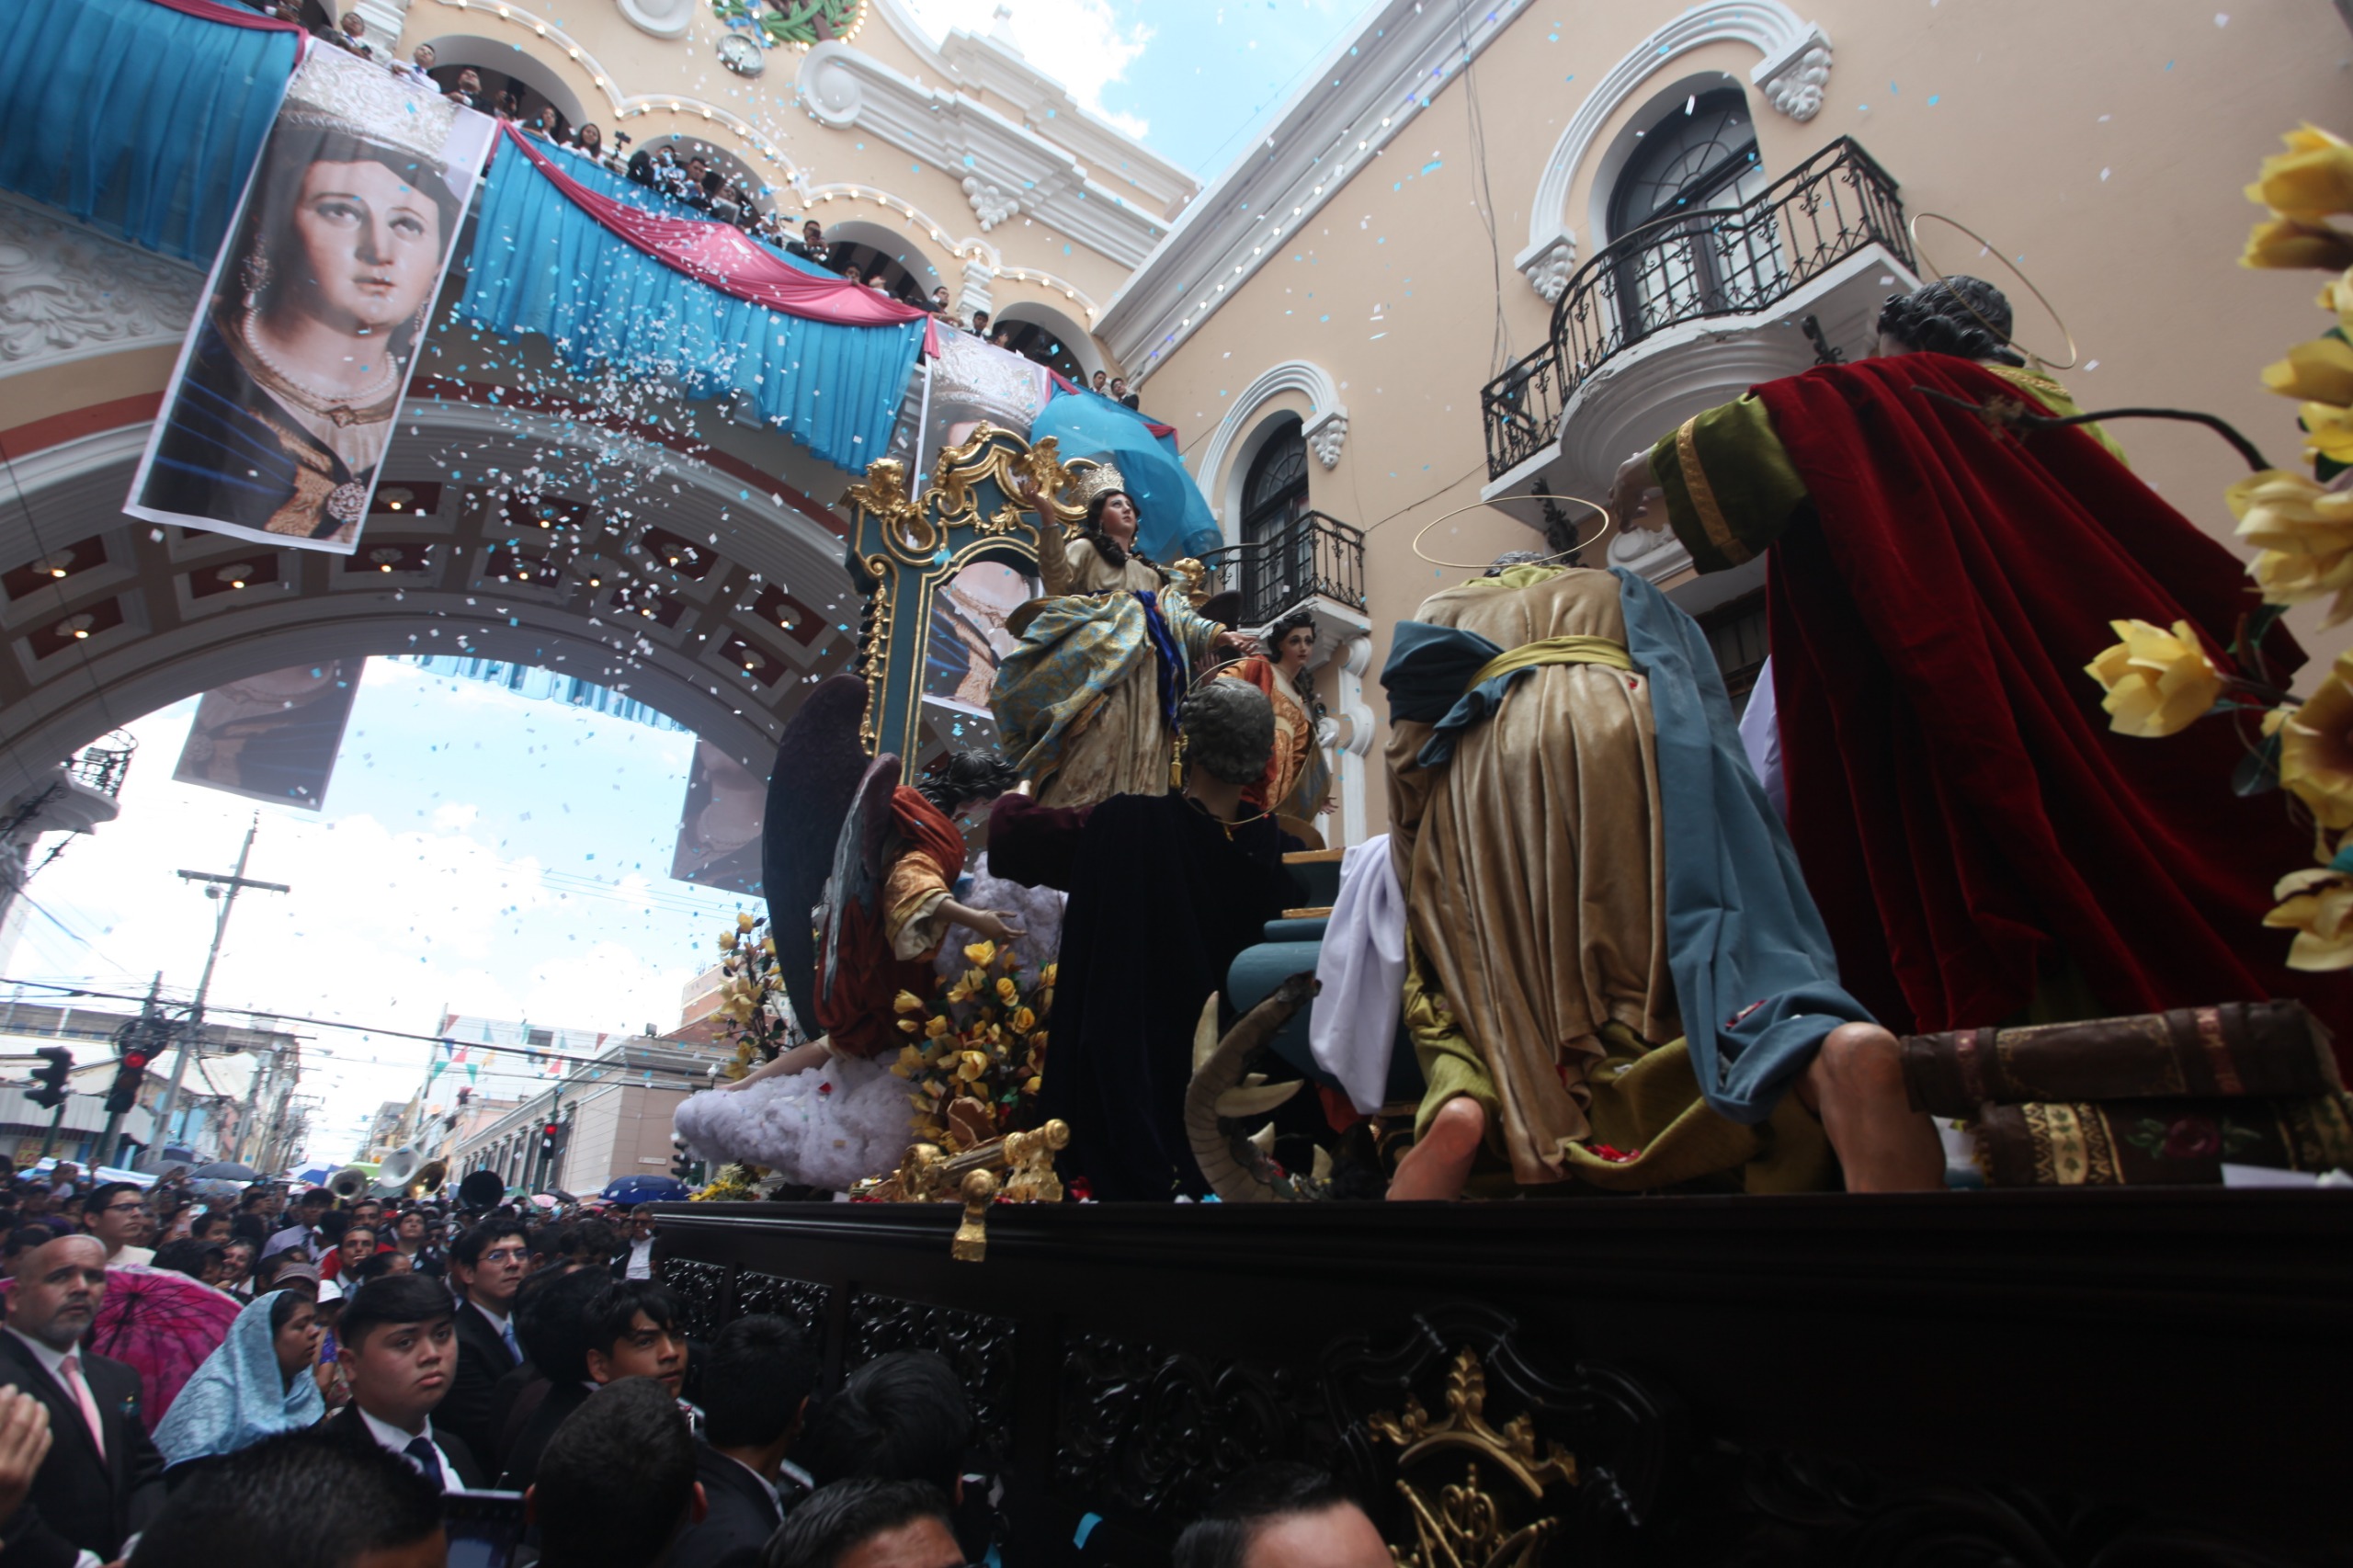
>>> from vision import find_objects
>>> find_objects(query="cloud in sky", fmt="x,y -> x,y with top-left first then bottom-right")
6,662 -> 740,1165
900,0 -> 1154,139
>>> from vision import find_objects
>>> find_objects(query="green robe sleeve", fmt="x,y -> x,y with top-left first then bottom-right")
1643,392 -> 1810,574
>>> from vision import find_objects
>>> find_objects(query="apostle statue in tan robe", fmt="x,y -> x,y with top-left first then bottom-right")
1379,553 -> 1944,1199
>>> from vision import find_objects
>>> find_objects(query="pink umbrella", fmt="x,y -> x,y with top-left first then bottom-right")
85,1268 -> 241,1431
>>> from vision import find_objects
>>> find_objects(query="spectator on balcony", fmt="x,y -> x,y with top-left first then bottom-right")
967,309 -> 989,338
333,12 -> 377,61
391,41 -> 434,85
789,220 -> 832,269
1089,370 -> 1109,395
446,68 -> 483,109
930,285 -> 954,317
1112,377 -> 1140,411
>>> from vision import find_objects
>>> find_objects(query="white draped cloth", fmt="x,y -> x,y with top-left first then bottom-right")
1308,834 -> 1408,1114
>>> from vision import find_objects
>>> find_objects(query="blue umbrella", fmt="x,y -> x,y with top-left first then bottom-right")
1029,387 -> 1223,562
601,1175 -> 689,1204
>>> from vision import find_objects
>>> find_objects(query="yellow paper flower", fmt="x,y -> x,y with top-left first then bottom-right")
735,911 -> 756,930
1023,1074 -> 1042,1095
2229,470 -> 2353,551
924,1014 -> 949,1040
2301,400 -> 2353,463
2247,127 -> 2353,222
956,1050 -> 989,1083
2242,217 -> 2353,271
2280,651 -> 2353,829
892,989 -> 925,1015
962,939 -> 997,967
1040,963 -> 1057,987
2320,268 -> 2353,333
2250,546 -> 2353,627
2262,337 -> 2353,404
897,1017 -> 920,1034
995,976 -> 1018,1004
2082,619 -> 2225,738
892,1047 -> 924,1078
2267,866 -> 2353,969
1010,1006 -> 1037,1033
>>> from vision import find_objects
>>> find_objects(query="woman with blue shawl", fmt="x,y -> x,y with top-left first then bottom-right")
990,476 -> 1251,807
152,1290 -> 324,1468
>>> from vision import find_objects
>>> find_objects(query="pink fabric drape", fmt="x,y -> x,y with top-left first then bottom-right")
497,126 -> 939,353
142,0 -> 309,39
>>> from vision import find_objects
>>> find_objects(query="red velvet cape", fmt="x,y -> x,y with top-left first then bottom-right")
1756,354 -> 2352,1058
817,788 -> 969,1060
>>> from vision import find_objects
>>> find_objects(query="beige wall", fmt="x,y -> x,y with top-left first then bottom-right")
1139,0 -> 2353,836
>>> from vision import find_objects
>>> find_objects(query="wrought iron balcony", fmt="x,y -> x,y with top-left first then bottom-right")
1194,510 -> 1367,628
1481,138 -> 1913,480
65,736 -> 134,801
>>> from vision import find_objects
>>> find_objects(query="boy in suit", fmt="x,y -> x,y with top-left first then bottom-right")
669,1315 -> 818,1568
440,1221 -> 527,1468
324,1275 -> 484,1493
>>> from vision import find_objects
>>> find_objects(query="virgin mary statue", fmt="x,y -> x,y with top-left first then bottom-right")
989,467 -> 1249,807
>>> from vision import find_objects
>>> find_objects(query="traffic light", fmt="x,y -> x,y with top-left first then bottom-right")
669,1135 -> 697,1183
26,1049 -> 71,1110
105,1044 -> 150,1117
539,1121 -> 559,1155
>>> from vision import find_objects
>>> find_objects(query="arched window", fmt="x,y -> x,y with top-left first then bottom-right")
1239,421 -> 1311,618
1606,88 -> 1776,343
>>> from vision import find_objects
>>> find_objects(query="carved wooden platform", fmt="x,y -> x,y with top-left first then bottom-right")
650,1191 -> 2353,1566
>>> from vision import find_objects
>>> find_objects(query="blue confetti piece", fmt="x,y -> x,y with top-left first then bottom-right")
1074,1515 -> 1103,1549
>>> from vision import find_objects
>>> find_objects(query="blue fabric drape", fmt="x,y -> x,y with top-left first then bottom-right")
1612,565 -> 1874,1123
456,144 -> 925,474
0,0 -> 298,264
1029,389 -> 1223,562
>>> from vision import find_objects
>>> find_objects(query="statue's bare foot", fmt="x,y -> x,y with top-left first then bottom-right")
1800,1022 -> 1947,1192
1386,1096 -> 1486,1200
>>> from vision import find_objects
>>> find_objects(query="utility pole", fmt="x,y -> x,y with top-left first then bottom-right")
151,816 -> 290,1168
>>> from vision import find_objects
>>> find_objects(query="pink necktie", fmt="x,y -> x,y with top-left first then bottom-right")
56,1355 -> 105,1456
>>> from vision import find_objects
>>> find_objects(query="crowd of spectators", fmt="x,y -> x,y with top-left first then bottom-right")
0,1159 -> 1379,1568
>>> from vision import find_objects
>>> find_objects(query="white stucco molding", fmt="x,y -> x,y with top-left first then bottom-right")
613,0 -> 692,39
0,192 -> 201,381
797,40 -> 1169,268
1516,1 -> 1834,300
1198,360 -> 1349,511
1100,0 -> 1535,378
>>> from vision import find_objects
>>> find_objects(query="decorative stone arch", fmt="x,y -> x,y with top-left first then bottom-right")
1514,0 -> 1833,301
0,407 -> 855,800
1580,70 -> 1756,252
1197,360 -> 1348,542
812,217 -> 959,297
991,299 -> 1102,381
415,33 -> 592,131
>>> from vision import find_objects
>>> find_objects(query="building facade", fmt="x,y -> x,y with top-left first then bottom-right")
0,1000 -> 298,1168
1104,0 -> 2353,838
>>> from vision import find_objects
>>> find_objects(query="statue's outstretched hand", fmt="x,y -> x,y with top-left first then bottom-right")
1610,451 -> 1667,533
963,909 -> 1027,944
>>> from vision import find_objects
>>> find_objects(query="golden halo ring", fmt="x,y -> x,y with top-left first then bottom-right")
1410,494 -> 1614,572
1905,211 -> 2079,371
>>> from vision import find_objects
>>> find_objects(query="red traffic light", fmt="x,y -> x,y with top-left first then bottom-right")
542,1123 -> 559,1138
121,1051 -> 149,1072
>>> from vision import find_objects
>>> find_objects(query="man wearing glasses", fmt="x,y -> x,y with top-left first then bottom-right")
80,1185 -> 153,1269
439,1220 -> 528,1467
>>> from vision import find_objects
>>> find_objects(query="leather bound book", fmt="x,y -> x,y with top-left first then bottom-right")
1900,1001 -> 2338,1119
1971,1094 -> 2353,1187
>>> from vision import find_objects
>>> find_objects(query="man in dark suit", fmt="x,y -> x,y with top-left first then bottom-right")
670,1315 -> 819,1568
323,1274 -> 485,1493
494,1267 -> 608,1490
0,1233 -> 165,1568
439,1220 -> 526,1467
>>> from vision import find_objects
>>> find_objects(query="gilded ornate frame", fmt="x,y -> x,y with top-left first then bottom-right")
838,424 -> 1094,774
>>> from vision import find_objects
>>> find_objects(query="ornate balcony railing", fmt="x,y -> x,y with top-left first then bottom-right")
1194,510 -> 1367,627
1481,138 -> 1913,479
64,736 -> 134,800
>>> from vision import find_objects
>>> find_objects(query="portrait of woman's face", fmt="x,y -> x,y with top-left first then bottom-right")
282,159 -> 445,338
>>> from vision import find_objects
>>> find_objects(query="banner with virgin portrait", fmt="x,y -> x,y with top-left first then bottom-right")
125,45 -> 494,552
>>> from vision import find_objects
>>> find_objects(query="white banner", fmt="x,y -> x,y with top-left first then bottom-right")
126,47 -> 493,553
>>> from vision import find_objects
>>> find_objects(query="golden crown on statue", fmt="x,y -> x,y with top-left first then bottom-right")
1062,459 -> 1128,514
